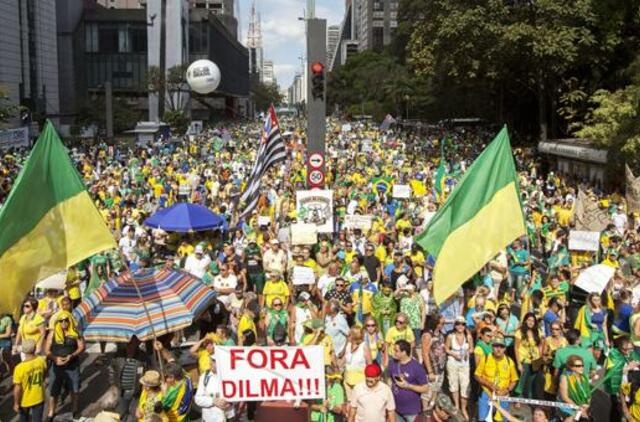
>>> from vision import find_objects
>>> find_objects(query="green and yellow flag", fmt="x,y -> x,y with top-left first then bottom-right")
415,126 -> 525,304
0,121 -> 116,314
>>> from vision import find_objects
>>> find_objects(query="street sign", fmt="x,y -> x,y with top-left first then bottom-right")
309,153 -> 324,168
308,170 -> 325,187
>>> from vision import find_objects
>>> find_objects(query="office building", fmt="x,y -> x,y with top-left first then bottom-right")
262,60 -> 275,86
326,25 -> 340,66
357,0 -> 398,51
0,0 -> 60,129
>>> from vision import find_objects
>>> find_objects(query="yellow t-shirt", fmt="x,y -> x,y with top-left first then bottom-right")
474,354 -> 519,395
19,314 -> 45,343
263,281 -> 290,308
13,356 -> 47,407
385,326 -> 415,346
238,314 -> 257,339
514,330 -> 543,363
198,349 -> 211,374
302,334 -> 334,366
137,388 -> 164,422
66,269 -> 81,301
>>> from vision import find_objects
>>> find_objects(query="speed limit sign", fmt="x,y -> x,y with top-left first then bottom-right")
308,170 -> 325,186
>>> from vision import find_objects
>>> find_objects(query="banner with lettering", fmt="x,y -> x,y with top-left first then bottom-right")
215,346 -> 326,402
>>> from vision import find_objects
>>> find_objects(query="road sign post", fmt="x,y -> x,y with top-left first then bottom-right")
306,18 -> 326,189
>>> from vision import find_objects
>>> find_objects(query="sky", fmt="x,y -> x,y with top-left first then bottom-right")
236,0 -> 345,88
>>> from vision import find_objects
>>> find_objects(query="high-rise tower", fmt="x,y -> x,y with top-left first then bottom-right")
246,0 -> 263,81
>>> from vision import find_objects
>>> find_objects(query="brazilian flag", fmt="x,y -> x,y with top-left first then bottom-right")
371,176 -> 393,194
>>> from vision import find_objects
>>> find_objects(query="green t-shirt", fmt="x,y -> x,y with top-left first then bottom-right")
0,315 -> 13,347
310,381 -> 345,422
553,345 -> 597,374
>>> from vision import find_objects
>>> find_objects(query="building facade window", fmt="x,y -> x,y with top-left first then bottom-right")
86,24 -> 99,53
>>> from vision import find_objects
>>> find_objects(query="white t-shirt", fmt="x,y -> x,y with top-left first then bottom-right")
213,274 -> 238,306
184,254 -> 212,279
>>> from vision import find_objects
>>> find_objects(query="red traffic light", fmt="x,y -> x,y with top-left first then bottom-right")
310,61 -> 325,74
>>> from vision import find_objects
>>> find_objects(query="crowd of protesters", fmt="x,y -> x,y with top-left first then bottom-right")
1,116 -> 640,422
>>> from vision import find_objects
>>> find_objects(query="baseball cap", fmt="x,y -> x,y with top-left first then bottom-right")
195,245 -> 204,253
364,363 -> 382,378
270,239 -> 280,245
492,335 -> 506,346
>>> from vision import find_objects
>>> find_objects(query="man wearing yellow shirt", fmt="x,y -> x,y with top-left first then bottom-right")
13,339 -> 47,420
385,313 -> 415,351
474,336 -> 518,421
262,272 -> 290,308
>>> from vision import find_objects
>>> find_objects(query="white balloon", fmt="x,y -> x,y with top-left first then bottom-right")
186,59 -> 221,94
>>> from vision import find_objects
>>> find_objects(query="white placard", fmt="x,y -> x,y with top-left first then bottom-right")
0,127 -> 29,150
341,123 -> 352,133
575,264 -> 615,294
344,214 -> 373,230
292,266 -> 316,285
569,231 -> 600,252
296,190 -> 334,233
392,184 -> 411,198
216,346 -> 326,402
257,216 -> 271,226
290,223 -> 318,245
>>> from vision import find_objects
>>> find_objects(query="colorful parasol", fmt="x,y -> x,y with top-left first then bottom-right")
74,267 -> 215,342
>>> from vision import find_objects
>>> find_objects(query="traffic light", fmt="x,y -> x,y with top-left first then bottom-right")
310,61 -> 325,101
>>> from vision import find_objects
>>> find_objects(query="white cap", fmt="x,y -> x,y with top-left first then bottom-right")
195,245 -> 204,253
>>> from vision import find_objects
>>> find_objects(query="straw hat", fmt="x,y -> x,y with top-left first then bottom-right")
139,370 -> 161,387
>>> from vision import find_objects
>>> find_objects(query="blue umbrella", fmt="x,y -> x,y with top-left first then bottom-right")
144,203 -> 228,232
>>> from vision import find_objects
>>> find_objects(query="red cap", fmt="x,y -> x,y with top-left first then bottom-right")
364,363 -> 382,378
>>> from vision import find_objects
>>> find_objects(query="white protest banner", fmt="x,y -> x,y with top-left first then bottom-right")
341,123 -> 352,133
296,190 -> 334,233
568,231 -> 600,252
575,264 -> 615,294
292,266 -> 315,285
344,214 -> 373,231
0,127 -> 29,150
290,223 -> 318,245
257,216 -> 271,226
392,184 -> 411,199
215,346 -> 326,402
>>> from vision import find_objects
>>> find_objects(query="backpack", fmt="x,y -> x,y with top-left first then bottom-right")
272,319 -> 287,345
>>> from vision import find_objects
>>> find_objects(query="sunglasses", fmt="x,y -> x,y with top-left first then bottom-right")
572,363 -> 584,368
366,324 -> 376,327
336,283 -> 345,287
492,344 -> 506,349
23,304 -> 32,308
454,322 -> 465,326
59,318 -> 70,323
396,320 -> 407,325
273,303 -> 282,307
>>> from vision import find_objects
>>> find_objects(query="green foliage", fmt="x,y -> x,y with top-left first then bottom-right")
0,85 -> 18,124
74,95 -> 142,136
327,51 -> 425,120
163,109 -> 190,135
401,0 -> 640,138
251,80 -> 282,113
146,64 -> 190,112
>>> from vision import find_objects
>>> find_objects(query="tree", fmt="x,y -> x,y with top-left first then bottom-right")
251,80 -> 282,113
73,95 -> 142,136
0,85 -> 18,125
147,64 -> 191,133
402,0 -> 640,139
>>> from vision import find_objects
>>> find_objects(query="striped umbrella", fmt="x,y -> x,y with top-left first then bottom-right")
74,267 -> 215,342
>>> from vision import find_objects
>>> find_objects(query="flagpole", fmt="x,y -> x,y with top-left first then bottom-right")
119,251 -> 165,376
